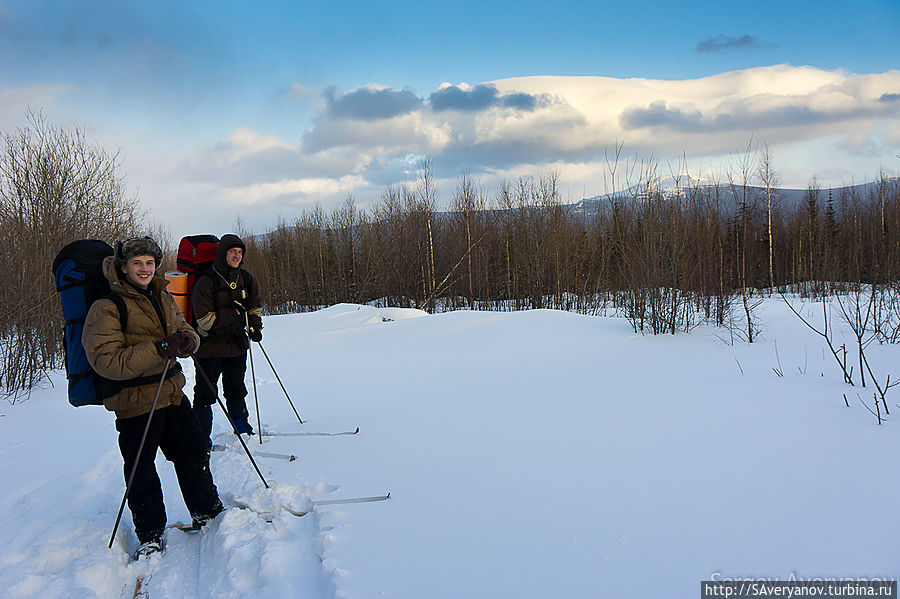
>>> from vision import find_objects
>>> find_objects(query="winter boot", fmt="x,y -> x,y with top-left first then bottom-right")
231,416 -> 254,435
191,500 -> 225,530
133,535 -> 165,560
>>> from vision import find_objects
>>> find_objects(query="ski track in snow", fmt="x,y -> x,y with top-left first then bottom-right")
1,415 -> 342,599
2,301 -> 899,598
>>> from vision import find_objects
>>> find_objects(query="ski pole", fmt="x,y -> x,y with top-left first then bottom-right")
256,340 -> 303,424
108,358 -> 172,549
193,357 -> 269,488
242,309 -> 263,444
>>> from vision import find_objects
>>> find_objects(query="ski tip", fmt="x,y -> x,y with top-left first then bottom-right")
176,525 -> 202,533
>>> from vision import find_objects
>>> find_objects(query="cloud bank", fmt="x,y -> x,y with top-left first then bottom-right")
178,64 -> 900,224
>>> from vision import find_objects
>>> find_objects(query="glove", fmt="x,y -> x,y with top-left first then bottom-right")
175,331 -> 197,358
156,332 -> 181,359
248,314 -> 262,342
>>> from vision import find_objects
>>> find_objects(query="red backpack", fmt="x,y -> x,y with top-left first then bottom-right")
172,234 -> 219,324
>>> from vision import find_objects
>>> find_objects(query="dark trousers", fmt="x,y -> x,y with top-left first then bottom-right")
192,354 -> 250,434
116,397 -> 222,544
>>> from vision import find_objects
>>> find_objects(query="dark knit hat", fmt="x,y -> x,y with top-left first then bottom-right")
216,233 -> 246,268
219,234 -> 245,253
115,236 -> 163,265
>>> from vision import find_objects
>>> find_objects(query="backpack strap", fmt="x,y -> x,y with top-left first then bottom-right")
95,362 -> 183,399
108,293 -> 128,332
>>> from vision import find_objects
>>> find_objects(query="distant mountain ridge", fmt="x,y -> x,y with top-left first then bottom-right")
572,177 -> 900,216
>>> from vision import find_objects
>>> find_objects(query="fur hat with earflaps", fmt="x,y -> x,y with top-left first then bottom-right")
115,236 -> 163,266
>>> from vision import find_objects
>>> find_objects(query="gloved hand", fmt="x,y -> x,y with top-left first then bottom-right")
156,332 -> 181,358
247,314 -> 262,342
175,331 -> 197,358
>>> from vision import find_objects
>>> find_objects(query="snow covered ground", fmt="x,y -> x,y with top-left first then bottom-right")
1,298 -> 898,598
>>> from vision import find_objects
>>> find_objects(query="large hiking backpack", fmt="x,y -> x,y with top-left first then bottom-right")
52,240 -> 127,407
175,234 -> 218,325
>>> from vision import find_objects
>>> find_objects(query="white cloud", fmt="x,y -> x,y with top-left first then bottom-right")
490,65 -> 900,156
180,127 -> 370,186
211,128 -> 294,162
222,174 -> 369,206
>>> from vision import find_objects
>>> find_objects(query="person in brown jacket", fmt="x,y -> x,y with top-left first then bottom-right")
191,234 -> 262,438
83,236 -> 223,558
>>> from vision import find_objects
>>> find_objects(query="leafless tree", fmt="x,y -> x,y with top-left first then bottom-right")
0,112 -> 144,398
758,144 -> 781,292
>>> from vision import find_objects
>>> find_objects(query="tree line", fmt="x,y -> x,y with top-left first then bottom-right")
243,161 -> 900,339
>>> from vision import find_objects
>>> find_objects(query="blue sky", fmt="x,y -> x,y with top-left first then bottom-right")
1,0 -> 898,236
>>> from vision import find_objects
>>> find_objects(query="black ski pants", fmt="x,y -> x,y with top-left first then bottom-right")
116,396 -> 222,544
192,353 -> 250,420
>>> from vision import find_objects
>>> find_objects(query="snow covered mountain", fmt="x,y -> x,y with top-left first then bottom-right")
572,177 -> 898,216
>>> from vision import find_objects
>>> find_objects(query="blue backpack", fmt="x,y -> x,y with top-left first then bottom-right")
52,240 -> 127,407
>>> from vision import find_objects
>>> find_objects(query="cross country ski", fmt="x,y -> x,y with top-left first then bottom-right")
263,426 -> 360,437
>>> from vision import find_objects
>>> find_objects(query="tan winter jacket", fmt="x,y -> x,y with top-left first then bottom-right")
82,256 -> 200,419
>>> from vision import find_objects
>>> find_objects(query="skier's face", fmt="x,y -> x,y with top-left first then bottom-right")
226,247 -> 243,268
121,255 -> 156,289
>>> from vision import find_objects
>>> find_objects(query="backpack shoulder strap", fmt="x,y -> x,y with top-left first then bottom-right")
108,294 -> 128,332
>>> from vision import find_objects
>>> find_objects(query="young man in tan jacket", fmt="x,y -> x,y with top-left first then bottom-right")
83,237 -> 223,558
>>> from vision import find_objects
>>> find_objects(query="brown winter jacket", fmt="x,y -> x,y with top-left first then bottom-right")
82,256 -> 200,419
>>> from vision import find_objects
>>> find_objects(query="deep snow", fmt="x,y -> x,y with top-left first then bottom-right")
1,298 -> 898,598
